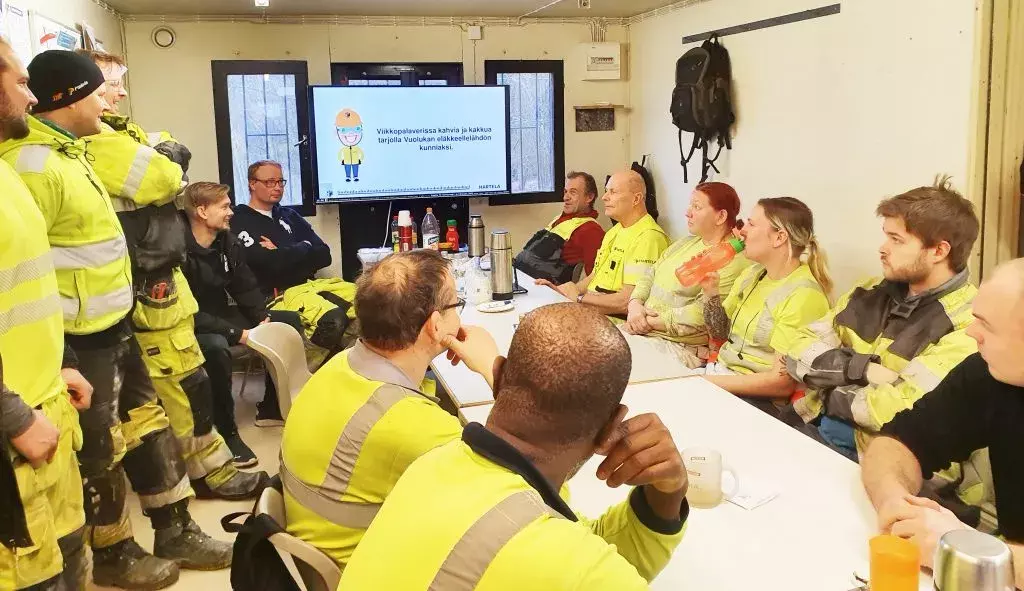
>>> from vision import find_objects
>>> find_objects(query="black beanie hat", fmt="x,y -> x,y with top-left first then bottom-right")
28,50 -> 106,113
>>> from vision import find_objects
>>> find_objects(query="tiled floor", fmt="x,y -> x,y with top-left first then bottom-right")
89,372 -> 282,591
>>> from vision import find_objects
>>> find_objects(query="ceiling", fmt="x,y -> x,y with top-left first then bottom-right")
104,0 -> 680,18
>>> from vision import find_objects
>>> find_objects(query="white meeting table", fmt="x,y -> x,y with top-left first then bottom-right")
456,377 -> 932,591
432,270 -> 696,408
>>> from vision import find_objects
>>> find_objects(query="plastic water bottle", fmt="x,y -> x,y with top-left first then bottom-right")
422,208 -> 441,250
465,258 -> 491,304
675,237 -> 745,288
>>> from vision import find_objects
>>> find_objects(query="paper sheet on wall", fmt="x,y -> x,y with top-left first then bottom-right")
81,21 -> 106,52
4,3 -> 33,66
30,11 -> 81,53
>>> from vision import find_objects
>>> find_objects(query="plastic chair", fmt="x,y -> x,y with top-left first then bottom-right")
246,322 -> 313,420
256,486 -> 341,591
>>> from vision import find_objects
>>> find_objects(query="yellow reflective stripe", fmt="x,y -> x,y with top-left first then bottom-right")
279,459 -> 381,529
60,284 -> 133,322
121,146 -> 158,199
137,474 -> 192,510
0,250 -> 54,293
51,237 -> 128,270
0,292 -> 61,336
147,132 -> 163,146
901,359 -> 942,393
428,490 -> 554,591
13,145 -> 49,174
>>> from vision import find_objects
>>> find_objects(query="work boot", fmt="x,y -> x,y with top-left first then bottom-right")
154,515 -> 233,571
92,538 -> 180,590
192,470 -> 270,501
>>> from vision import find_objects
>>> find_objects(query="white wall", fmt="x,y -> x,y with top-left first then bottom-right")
629,0 -> 978,293
123,20 -> 631,276
31,0 -> 123,55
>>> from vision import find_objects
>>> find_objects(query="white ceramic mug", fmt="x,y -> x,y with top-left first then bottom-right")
682,447 -> 739,508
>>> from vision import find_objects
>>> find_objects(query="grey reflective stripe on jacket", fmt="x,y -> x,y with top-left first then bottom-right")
280,382 -> 414,528
0,252 -> 59,336
121,145 -> 158,199
50,236 -> 128,270
789,319 -> 843,383
719,277 -> 822,373
14,144 -> 49,174
60,284 -> 133,323
648,282 -> 689,308
279,459 -> 382,529
428,490 -> 559,591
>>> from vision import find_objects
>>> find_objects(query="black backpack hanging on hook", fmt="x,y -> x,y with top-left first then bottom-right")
631,156 -> 659,222
670,33 -> 735,183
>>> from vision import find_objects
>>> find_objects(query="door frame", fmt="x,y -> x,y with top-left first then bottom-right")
966,0 -> 1024,279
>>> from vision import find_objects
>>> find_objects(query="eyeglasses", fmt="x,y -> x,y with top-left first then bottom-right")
439,298 -> 466,314
253,178 -> 287,188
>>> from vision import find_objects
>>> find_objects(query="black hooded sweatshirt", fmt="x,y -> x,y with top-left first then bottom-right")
181,212 -> 267,345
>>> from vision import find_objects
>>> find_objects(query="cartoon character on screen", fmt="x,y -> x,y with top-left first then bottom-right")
336,108 -> 365,182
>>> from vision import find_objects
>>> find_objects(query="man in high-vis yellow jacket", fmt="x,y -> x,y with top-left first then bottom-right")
280,250 -> 473,568
0,49 -> 230,590
785,178 -> 981,466
514,171 -> 606,284
340,303 -> 690,590
82,49 -> 268,502
537,169 -> 668,318
0,39 -> 89,591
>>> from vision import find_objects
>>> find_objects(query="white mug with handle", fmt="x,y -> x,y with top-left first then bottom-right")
682,447 -> 739,508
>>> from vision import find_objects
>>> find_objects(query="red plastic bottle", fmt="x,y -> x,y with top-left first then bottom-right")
445,219 -> 460,252
676,237 -> 745,288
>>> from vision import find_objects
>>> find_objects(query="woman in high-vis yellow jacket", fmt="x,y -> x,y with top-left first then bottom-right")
622,182 -> 751,368
699,197 -> 833,413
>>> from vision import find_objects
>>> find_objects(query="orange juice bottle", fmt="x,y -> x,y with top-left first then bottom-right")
676,238 -> 745,288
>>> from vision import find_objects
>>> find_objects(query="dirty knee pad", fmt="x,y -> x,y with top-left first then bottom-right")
82,468 -> 128,526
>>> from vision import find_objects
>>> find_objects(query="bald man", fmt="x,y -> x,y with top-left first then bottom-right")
537,169 -> 668,316
861,258 -> 1024,587
340,303 -> 690,589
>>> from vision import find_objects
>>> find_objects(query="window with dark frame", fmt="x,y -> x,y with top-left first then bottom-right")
485,60 -> 565,206
211,60 -> 315,216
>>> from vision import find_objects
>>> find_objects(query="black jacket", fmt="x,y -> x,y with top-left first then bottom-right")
230,204 -> 332,296
181,212 -> 267,345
